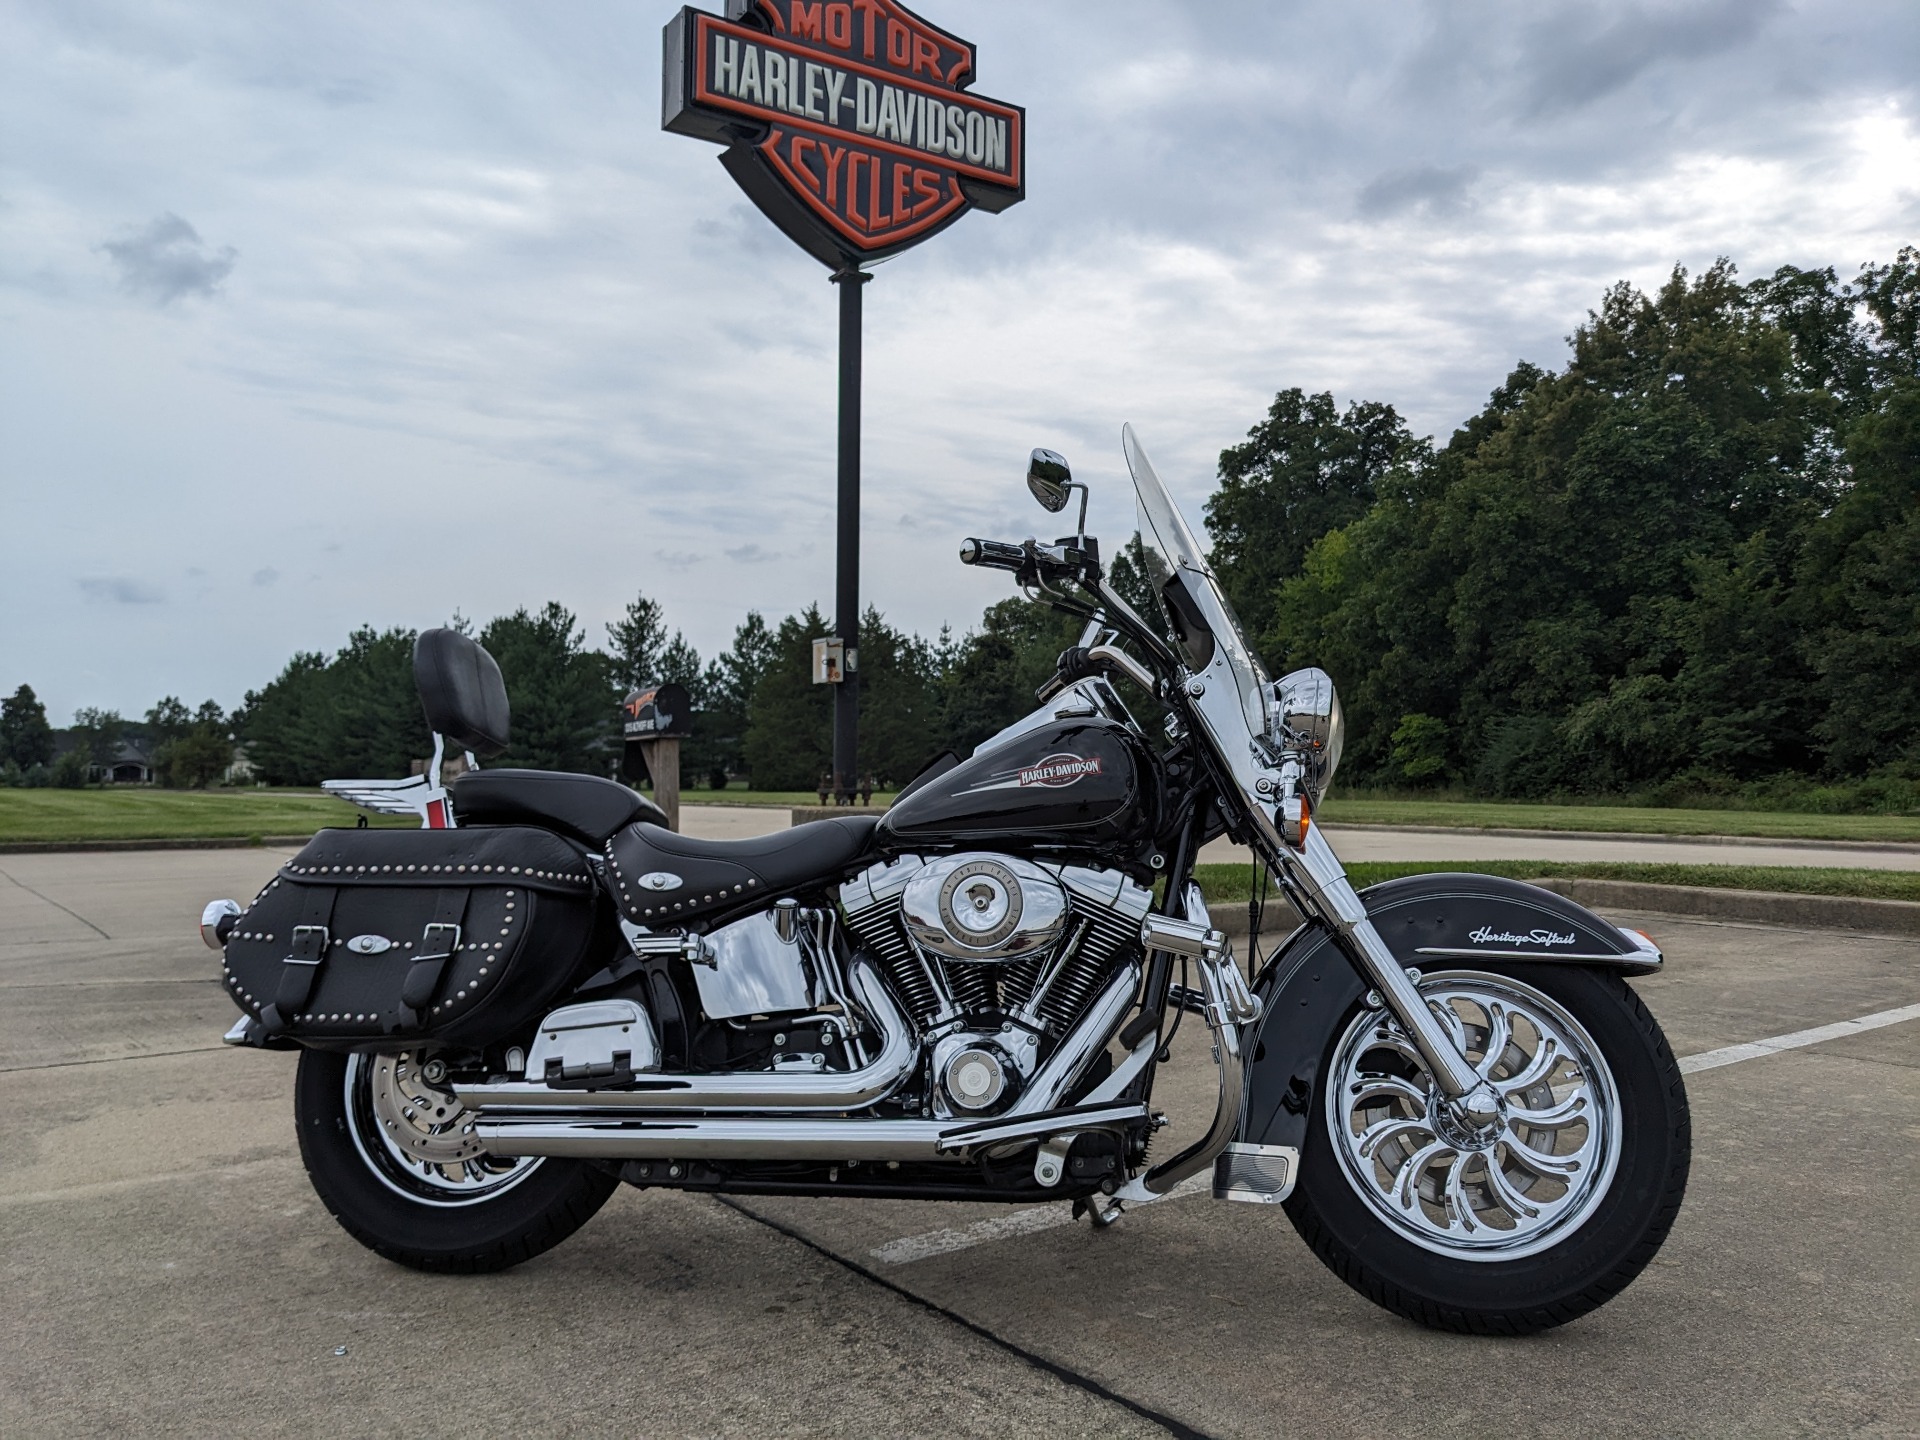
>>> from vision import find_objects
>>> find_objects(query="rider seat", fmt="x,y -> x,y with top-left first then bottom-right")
606,816 -> 881,925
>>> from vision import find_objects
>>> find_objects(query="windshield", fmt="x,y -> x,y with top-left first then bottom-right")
1123,424 -> 1271,739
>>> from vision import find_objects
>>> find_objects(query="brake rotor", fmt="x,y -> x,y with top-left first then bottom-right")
368,1051 -> 485,1164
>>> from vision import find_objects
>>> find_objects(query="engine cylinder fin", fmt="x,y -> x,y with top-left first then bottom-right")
1037,903 -> 1138,1033
944,962 -> 996,1014
842,905 -> 941,1026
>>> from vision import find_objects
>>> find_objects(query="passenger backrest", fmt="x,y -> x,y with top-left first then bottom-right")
413,628 -> 510,757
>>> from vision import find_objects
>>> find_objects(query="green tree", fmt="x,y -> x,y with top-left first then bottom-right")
481,603 -> 619,773
0,684 -> 54,768
743,606 -> 833,790
71,708 -> 126,776
1799,378 -> 1920,773
934,598 -> 1083,758
696,611 -> 778,787
1206,388 -> 1413,643
151,698 -> 232,788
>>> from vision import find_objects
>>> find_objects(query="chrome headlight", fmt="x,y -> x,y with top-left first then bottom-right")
1270,668 -> 1343,805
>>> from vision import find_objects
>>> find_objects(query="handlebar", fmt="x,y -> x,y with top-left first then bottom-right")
959,537 -> 1028,572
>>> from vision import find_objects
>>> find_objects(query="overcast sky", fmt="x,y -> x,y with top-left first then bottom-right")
3,0 -> 1916,724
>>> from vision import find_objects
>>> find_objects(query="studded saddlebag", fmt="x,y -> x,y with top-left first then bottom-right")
220,827 -> 603,1051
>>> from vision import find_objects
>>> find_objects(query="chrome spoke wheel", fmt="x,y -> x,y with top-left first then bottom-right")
344,1051 -> 542,1206
1326,971 -> 1622,1261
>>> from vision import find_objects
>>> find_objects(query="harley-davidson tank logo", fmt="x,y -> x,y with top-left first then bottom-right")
1468,926 -> 1577,947
1017,754 -> 1103,789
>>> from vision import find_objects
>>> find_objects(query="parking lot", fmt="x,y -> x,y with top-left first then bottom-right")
3,847 -> 1916,1437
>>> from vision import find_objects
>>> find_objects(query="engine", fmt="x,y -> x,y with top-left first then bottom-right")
840,853 -> 1153,1117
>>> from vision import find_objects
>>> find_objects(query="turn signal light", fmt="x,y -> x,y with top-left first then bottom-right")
1282,793 -> 1311,849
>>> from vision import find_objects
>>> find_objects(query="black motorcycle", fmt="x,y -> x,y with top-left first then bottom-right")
205,427 -> 1688,1333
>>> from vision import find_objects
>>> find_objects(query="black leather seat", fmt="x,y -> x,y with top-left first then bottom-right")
607,815 -> 880,925
452,768 -> 666,848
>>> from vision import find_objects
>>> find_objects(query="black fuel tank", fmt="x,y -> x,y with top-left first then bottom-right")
879,717 -> 1158,850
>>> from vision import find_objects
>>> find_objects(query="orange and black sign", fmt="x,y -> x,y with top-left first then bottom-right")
664,1 -> 1024,267
623,683 -> 693,739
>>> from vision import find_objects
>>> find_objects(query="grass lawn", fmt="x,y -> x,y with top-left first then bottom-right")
0,789 -> 415,843
1315,796 -> 1920,842
1193,859 -> 1920,905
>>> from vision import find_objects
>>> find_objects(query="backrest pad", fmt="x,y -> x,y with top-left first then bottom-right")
414,628 -> 511,757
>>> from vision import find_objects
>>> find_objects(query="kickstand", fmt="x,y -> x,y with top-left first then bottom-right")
1072,1196 -> 1125,1229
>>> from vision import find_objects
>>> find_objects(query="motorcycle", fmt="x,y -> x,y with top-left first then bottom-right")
204,426 -> 1688,1334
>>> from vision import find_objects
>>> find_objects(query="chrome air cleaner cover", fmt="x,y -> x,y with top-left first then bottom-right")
899,853 -> 1067,963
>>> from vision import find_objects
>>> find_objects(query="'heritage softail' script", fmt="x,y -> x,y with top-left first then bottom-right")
1468,926 -> 1577,947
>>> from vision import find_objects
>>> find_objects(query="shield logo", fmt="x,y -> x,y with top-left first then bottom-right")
666,1 -> 1025,268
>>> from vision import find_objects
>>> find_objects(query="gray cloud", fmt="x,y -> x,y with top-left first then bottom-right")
1517,0 -> 1785,117
100,212 -> 237,304
3,0 -> 1915,720
1357,164 -> 1481,220
251,567 -> 279,587
77,577 -> 165,605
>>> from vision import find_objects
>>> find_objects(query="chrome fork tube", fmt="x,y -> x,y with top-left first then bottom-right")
1279,820 -> 1485,1102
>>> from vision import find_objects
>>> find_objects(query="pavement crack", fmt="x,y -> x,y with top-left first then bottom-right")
0,1044 -> 228,1074
713,1195 -> 1218,1440
0,864 -> 112,939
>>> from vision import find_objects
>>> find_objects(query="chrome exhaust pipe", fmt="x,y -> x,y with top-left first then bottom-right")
454,959 -> 915,1115
475,1103 -> 1149,1163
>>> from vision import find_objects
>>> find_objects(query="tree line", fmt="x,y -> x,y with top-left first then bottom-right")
7,246 -> 1914,808
227,597 -> 1084,791
1213,248 -> 1919,809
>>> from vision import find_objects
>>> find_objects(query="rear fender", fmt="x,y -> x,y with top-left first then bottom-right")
1238,872 -> 1662,1154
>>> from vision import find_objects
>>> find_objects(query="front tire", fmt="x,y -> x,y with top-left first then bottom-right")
1285,963 -> 1689,1334
295,1049 -> 617,1273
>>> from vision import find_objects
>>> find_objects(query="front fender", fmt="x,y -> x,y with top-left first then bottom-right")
1238,872 -> 1662,1154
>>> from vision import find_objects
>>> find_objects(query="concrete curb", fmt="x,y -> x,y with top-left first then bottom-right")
1529,877 -> 1920,937
1204,879 -> 1920,941
789,806 -> 888,825
0,836 -> 313,855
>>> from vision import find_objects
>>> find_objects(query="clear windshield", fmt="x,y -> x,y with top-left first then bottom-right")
1123,424 -> 1271,738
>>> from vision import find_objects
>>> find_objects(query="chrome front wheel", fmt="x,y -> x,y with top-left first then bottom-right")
1326,971 -> 1621,1260
1285,962 -> 1690,1334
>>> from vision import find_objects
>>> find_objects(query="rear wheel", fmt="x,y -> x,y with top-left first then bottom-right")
295,1048 -> 617,1273
1285,964 -> 1689,1334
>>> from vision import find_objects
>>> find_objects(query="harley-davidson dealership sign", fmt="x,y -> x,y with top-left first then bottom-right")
664,0 -> 1025,267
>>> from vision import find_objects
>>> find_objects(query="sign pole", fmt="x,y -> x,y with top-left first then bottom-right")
832,265 -> 869,805
663,3 -> 1024,805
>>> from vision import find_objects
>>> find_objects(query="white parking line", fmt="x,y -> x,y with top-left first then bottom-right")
1675,1002 -> 1920,1074
870,1176 -> 1211,1266
870,1002 -> 1920,1266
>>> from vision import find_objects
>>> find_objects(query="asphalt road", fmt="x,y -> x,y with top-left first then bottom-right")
676,803 -> 1920,871
3,849 -> 1917,1437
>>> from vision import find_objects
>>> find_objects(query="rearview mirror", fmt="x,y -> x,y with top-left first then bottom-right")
1026,449 -> 1073,512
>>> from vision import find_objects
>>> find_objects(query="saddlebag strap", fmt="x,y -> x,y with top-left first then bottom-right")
395,889 -> 471,1029
258,886 -> 337,1035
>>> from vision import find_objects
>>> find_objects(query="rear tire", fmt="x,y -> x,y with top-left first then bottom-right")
1284,963 -> 1689,1334
295,1048 -> 617,1273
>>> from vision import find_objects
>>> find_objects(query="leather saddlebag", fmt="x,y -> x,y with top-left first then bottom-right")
221,826 -> 603,1050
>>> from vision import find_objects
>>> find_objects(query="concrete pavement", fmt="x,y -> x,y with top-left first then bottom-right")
3,848 -> 1917,1437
